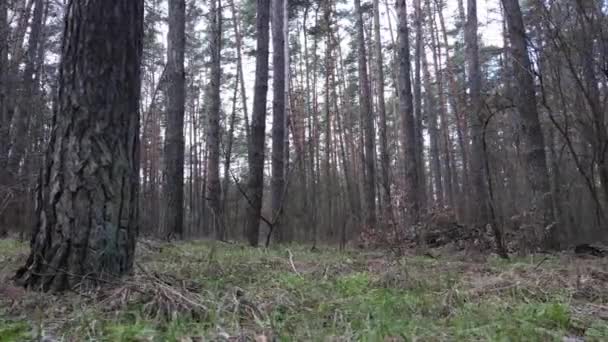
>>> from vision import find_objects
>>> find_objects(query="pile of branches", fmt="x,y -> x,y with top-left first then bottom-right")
421,221 -> 495,252
356,209 -> 497,253
98,264 -> 209,321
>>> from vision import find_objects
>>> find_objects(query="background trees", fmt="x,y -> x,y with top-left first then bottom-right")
1,0 -> 607,251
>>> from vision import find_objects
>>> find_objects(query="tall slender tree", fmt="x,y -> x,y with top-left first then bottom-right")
465,0 -> 490,224
207,0 -> 223,240
397,0 -> 420,222
163,0 -> 186,239
0,0 -> 8,172
373,0 -> 393,222
271,0 -> 286,243
15,0 -> 144,291
354,0 -> 377,228
245,0 -> 271,247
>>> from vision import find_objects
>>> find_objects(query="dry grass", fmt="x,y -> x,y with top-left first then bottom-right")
1,238 -> 607,341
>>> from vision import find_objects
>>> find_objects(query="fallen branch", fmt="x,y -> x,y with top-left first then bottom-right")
287,249 -> 302,278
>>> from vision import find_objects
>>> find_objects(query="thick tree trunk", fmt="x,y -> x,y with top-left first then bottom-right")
163,0 -> 186,239
245,0 -> 271,247
15,0 -> 143,291
271,0 -> 286,243
354,0 -> 377,228
207,0 -> 223,240
397,0 -> 420,222
502,0 -> 555,230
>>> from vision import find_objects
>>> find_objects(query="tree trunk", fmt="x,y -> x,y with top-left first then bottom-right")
207,0 -> 223,240
422,50 -> 443,207
373,0 -> 394,224
163,0 -> 186,239
397,0 -> 420,222
501,0 -> 555,231
413,0 -> 427,212
245,0 -> 271,247
271,0 -> 286,243
222,51 -> 239,238
228,0 -> 250,146
15,0 -> 143,291
427,0 -> 455,209
465,0 -> 490,224
355,0 -> 377,228
0,1 -> 8,172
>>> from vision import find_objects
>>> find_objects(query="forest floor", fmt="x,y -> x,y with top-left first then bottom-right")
1,238 -> 608,341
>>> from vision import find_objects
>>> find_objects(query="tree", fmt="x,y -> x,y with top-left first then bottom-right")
245,0 -> 271,247
373,0 -> 393,222
163,0 -> 186,239
207,0 -> 223,240
0,0 -> 8,172
354,0 -> 377,228
501,0 -> 555,233
15,0 -> 144,291
465,0 -> 490,224
271,0 -> 287,243
397,0 -> 420,222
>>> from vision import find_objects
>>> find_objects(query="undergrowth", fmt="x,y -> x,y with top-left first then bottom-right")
1,239 -> 607,341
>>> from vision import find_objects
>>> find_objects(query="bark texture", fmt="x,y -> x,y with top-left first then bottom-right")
271,0 -> 286,243
245,0 -> 271,247
163,0 -> 186,239
207,0 -> 223,240
397,0 -> 420,222
15,0 -> 143,291
465,0 -> 490,224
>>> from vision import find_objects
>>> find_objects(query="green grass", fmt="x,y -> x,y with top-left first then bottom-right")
1,239 -> 607,341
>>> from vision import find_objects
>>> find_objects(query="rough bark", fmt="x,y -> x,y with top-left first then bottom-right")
163,0 -> 186,239
465,0 -> 490,224
245,0 -> 271,247
354,0 -> 377,228
15,0 -> 143,291
397,0 -> 420,222
271,0 -> 286,243
207,0 -> 223,240
501,0 -> 555,228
